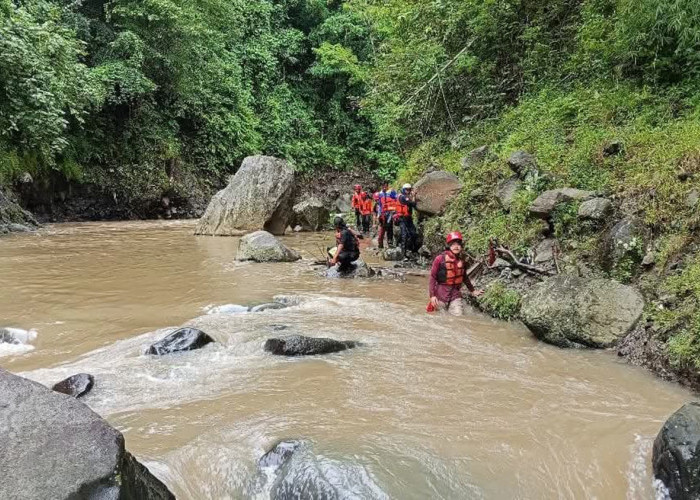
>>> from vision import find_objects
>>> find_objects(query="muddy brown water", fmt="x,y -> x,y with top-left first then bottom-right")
0,220 -> 693,498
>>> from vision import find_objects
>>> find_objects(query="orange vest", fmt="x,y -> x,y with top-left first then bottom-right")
381,194 -> 396,213
360,198 -> 373,215
351,192 -> 362,209
443,251 -> 465,286
395,197 -> 410,217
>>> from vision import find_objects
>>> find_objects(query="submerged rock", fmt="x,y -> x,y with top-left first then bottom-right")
259,440 -> 304,469
236,231 -> 301,263
52,373 -> 94,398
0,327 -> 37,345
414,171 -> 462,215
520,275 -> 644,348
324,258 -> 374,279
195,155 -> 295,236
264,335 -> 358,356
250,302 -> 287,313
0,369 -> 174,500
653,402 -> 700,500
146,327 -> 214,355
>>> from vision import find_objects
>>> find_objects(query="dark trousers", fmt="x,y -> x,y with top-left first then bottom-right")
399,217 -> 417,253
338,250 -> 360,272
377,215 -> 393,248
355,209 -> 362,229
362,214 -> 371,233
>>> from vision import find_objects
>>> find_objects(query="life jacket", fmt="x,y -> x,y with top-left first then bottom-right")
381,193 -> 396,214
395,196 -> 410,218
360,198 -> 373,215
437,251 -> 465,286
351,192 -> 362,210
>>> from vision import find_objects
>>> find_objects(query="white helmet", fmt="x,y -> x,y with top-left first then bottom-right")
402,183 -> 412,190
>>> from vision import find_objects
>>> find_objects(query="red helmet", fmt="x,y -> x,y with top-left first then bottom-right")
361,191 -> 368,199
373,192 -> 380,201
446,231 -> 463,245
354,184 -> 361,191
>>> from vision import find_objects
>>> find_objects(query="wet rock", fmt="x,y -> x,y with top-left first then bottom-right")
52,373 -> 95,398
0,189 -> 38,235
529,188 -> 595,219
195,155 -> 295,236
0,327 -> 37,344
496,176 -> 522,210
507,150 -> 538,179
603,140 -> 624,157
0,369 -> 174,500
250,302 -> 287,313
578,198 -> 612,221
236,231 -> 301,263
461,145 -> 490,169
653,402 -> 700,500
293,197 -> 330,231
324,259 -> 374,279
264,335 -> 358,356
259,440 -> 304,469
686,189 -> 699,209
492,258 -> 511,269
521,275 -> 644,348
418,245 -> 432,258
533,238 -> 557,264
146,327 -> 214,355
414,171 -> 462,215
382,247 -> 404,261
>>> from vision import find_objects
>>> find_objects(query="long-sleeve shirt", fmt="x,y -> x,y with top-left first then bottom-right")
398,194 -> 417,216
429,253 -> 475,303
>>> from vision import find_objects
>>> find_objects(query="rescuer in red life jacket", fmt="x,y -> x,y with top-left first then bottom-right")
359,191 -> 373,234
429,231 -> 484,316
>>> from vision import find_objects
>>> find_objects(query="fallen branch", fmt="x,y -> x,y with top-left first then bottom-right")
494,246 -> 554,276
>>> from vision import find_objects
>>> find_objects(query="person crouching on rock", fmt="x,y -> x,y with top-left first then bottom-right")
429,231 -> 484,315
330,217 -> 360,273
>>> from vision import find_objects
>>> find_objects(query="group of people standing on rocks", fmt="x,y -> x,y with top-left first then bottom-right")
329,184 -> 483,316
350,182 -> 419,255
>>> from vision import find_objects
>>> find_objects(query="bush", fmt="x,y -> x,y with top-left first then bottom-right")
477,282 -> 522,321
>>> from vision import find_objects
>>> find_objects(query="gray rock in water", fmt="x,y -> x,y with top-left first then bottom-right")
236,231 -> 301,262
521,275 -> 644,348
382,247 -> 404,261
414,171 -> 462,215
496,176 -> 522,210
52,373 -> 94,398
653,402 -> 700,500
324,259 -> 374,279
195,155 -> 295,236
259,440 -> 304,469
0,327 -> 37,344
250,302 -> 287,313
0,189 -> 38,235
264,335 -> 358,356
0,369 -> 173,500
507,151 -> 538,179
293,197 -> 330,231
146,327 -> 214,355
578,197 -> 612,221
529,188 -> 595,219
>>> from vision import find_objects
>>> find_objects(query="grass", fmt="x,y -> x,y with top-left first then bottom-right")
477,282 -> 522,321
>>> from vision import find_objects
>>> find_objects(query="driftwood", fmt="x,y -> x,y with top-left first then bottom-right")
494,246 -> 555,276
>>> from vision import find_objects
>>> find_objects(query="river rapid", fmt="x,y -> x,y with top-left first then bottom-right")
0,220 -> 693,499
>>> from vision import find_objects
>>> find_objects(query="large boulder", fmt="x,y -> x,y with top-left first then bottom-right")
507,151 -> 537,179
0,369 -> 173,499
195,155 -> 295,236
52,373 -> 94,398
529,188 -> 595,219
0,189 -> 38,235
292,197 -> 329,231
264,335 -> 358,356
334,193 -> 353,213
414,171 -> 462,215
236,231 -> 301,262
520,275 -> 644,348
653,402 -> 700,500
146,327 -> 215,355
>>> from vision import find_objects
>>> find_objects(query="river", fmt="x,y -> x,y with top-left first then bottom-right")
0,220 -> 692,498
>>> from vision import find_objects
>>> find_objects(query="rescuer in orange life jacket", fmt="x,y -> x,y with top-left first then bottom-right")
429,231 -> 484,316
359,191 -> 373,234
351,184 -> 363,229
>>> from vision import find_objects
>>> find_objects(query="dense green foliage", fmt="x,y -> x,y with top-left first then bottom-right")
477,282 -> 522,321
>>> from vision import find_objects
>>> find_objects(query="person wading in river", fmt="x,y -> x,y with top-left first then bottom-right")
429,231 -> 484,315
329,217 -> 360,273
